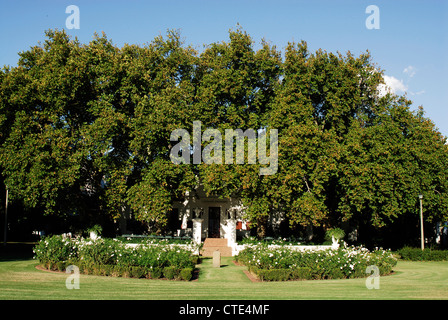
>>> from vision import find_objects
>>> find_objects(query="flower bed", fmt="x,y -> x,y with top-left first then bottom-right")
237,236 -> 333,246
235,243 -> 397,281
33,235 -> 200,281
116,235 -> 193,244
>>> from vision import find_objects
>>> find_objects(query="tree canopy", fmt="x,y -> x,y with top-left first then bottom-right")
1,28 -> 447,240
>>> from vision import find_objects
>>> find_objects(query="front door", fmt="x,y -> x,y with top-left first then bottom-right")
208,207 -> 221,238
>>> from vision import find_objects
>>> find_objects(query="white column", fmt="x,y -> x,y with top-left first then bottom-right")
225,218 -> 237,250
192,218 -> 203,244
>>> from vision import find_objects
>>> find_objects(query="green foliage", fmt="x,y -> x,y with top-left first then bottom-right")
237,236 -> 307,246
163,266 -> 178,279
128,266 -> 147,279
33,235 -> 78,266
150,267 -> 163,279
325,228 -> 345,241
179,268 -> 194,281
398,247 -> 448,261
290,267 -> 312,280
257,268 -> 291,281
33,235 -> 198,280
236,243 -> 397,281
77,238 -> 122,265
87,225 -> 103,236
1,28 -> 447,238
116,235 -> 194,244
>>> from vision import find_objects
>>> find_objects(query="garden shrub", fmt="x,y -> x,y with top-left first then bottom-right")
180,268 -> 193,281
99,265 -> 113,277
257,269 -> 291,281
150,267 -> 163,279
236,244 -> 397,281
92,265 -> 103,276
56,261 -> 66,272
33,235 -> 200,281
121,266 -> 131,278
33,235 -> 78,267
111,265 -> 126,277
398,247 -> 448,261
78,238 -> 122,266
248,265 -> 259,276
325,228 -> 345,242
48,261 -> 57,271
190,255 -> 199,265
290,267 -> 311,280
163,266 -> 178,280
129,266 -> 147,279
78,261 -> 89,274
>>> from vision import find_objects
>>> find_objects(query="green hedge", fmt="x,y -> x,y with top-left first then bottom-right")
249,267 -> 323,281
237,244 -> 397,281
33,235 -> 198,281
398,247 -> 448,261
257,268 -> 291,281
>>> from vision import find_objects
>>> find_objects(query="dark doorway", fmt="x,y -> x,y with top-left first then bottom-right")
167,208 -> 180,235
208,207 -> 221,238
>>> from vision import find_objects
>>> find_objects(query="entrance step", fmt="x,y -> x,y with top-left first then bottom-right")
201,238 -> 233,257
203,238 -> 228,247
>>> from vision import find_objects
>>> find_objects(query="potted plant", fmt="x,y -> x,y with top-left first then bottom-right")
325,228 -> 345,247
87,225 -> 102,240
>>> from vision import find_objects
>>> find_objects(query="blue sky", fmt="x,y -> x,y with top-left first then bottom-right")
1,0 -> 447,137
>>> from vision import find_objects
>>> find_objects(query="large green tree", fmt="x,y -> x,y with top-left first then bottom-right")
0,28 -> 447,241
265,41 -> 448,239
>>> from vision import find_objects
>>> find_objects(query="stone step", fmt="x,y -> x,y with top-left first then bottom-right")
201,246 -> 233,257
201,238 -> 232,257
203,238 -> 228,247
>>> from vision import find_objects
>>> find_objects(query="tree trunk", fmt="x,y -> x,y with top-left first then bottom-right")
257,216 -> 268,239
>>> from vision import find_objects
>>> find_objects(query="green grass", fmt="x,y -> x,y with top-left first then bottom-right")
1,244 -> 447,300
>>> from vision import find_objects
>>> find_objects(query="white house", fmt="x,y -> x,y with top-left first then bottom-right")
171,184 -> 250,249
168,184 -> 339,256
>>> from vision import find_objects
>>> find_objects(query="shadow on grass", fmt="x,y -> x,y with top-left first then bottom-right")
0,242 -> 35,262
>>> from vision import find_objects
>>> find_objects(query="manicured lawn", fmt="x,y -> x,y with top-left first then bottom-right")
0,244 -> 447,300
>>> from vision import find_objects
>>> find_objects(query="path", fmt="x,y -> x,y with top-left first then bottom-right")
196,256 -> 251,283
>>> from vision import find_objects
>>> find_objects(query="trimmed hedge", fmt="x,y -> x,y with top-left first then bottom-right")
398,247 -> 448,261
249,266 -> 327,281
33,235 -> 199,281
257,268 -> 291,281
163,266 -> 178,280
180,268 -> 194,281
237,244 -> 397,281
